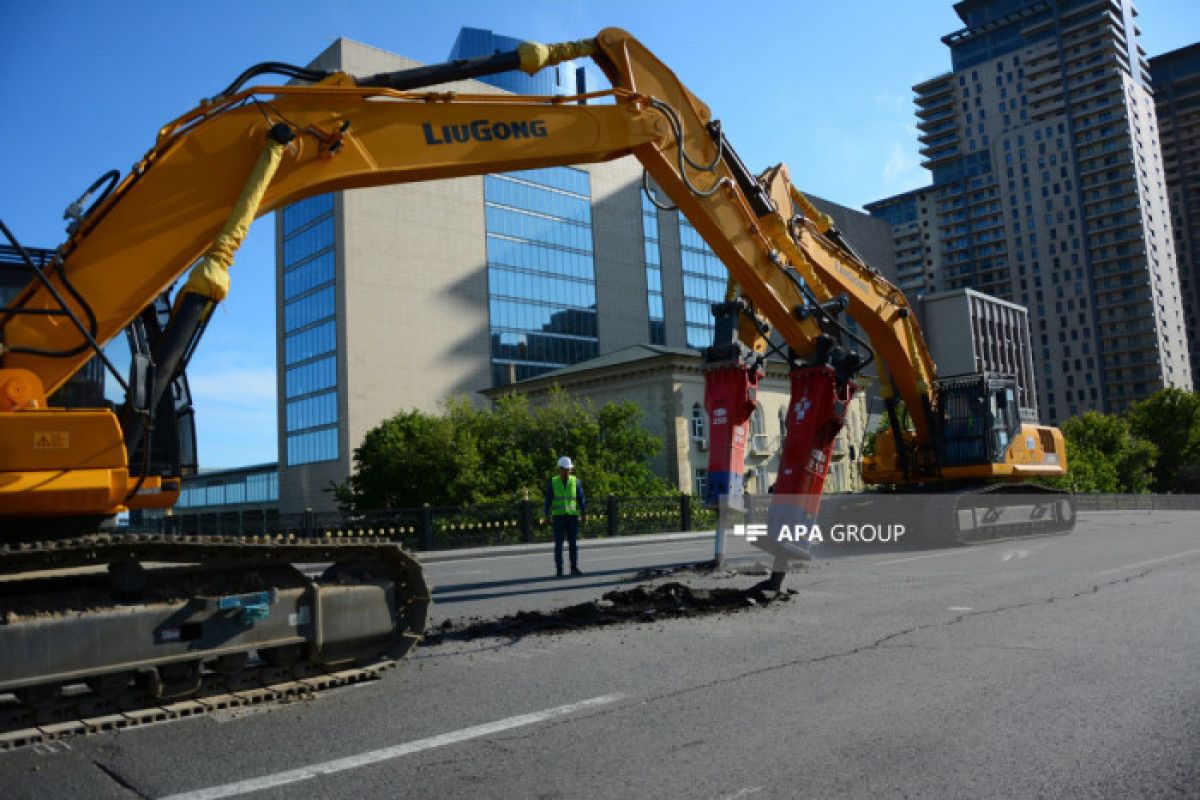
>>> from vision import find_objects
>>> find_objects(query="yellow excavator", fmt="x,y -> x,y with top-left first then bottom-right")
0,28 -> 1071,737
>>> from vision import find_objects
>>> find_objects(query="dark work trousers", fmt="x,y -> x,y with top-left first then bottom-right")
552,514 -> 580,571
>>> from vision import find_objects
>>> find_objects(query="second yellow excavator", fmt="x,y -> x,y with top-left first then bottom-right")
0,27 -> 1071,739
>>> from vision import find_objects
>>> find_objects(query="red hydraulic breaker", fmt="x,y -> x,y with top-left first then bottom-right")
703,360 -> 763,507
757,362 -> 857,587
702,301 -> 765,507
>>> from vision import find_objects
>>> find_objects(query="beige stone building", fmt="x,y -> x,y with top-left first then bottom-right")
484,345 -> 872,497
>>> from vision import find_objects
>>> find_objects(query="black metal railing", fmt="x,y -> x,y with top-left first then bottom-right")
145,494 -> 717,551
134,492 -> 1200,548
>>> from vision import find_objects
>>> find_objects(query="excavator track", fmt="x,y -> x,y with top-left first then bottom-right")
0,657 -> 395,751
0,532 -> 431,751
943,483 -> 1076,545
819,485 -> 1076,549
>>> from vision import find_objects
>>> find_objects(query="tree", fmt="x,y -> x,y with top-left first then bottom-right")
333,390 -> 675,511
330,399 -> 485,511
1049,411 -> 1156,494
1126,388 -> 1200,493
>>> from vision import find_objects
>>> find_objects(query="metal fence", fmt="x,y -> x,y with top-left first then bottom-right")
138,492 -> 1199,550
148,494 -> 715,552
1071,494 -> 1200,511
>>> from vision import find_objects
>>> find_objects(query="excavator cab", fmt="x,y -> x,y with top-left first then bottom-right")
934,373 -> 1022,468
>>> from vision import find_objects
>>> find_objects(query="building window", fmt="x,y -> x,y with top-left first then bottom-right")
694,468 -> 708,498
642,193 -> 666,345
176,469 -> 277,508
282,194 -> 339,467
485,168 -> 598,386
287,428 -> 338,466
829,462 -> 846,492
691,403 -> 706,440
680,218 -> 726,349
751,406 -> 767,452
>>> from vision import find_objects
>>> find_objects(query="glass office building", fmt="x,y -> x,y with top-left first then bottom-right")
485,167 -> 599,385
272,32 -> 893,513
642,194 -> 666,345
449,27 -> 600,99
679,217 -> 728,349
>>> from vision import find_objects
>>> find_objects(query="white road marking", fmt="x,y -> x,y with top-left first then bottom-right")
423,540 -> 704,567
586,547 -> 703,562
872,550 -> 973,567
1001,549 -> 1030,561
1096,547 -> 1200,576
948,606 -> 974,612
719,788 -> 765,800
159,694 -> 625,800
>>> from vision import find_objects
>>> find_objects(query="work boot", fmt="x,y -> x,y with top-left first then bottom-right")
570,566 -> 583,576
556,567 -> 563,578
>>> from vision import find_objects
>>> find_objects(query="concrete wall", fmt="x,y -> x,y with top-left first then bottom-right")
591,157 -> 651,354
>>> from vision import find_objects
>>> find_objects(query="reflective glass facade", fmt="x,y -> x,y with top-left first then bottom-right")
679,218 -> 726,349
281,194 -> 339,465
448,27 -> 600,99
486,168 -> 598,385
642,194 -> 666,345
178,469 -> 278,508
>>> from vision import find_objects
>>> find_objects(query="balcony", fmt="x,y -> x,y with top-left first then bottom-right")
1098,319 -> 1158,338
916,100 -> 956,122
1067,66 -> 1121,95
921,148 -> 961,170
1098,336 -> 1160,356
1089,254 -> 1146,276
1089,216 -> 1142,239
1103,369 -> 1164,388
1077,157 -> 1134,184
919,132 -> 960,156
1029,97 -> 1067,121
1026,68 -> 1062,94
1079,172 -> 1136,196
1092,257 -> 1148,279
1092,285 -> 1152,305
916,79 -> 954,105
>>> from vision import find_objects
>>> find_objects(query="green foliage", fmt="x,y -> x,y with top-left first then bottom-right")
333,389 -> 675,511
862,401 -> 910,458
1042,388 -> 1200,494
1046,411 -> 1156,494
1126,388 -> 1200,493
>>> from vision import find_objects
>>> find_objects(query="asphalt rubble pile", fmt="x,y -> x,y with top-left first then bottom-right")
421,573 -> 800,647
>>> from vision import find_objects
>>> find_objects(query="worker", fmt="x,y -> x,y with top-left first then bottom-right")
545,456 -> 587,577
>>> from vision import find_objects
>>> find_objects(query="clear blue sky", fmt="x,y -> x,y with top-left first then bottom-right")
3,1 -> 1196,468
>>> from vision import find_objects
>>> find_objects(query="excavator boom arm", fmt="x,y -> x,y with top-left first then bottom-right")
3,27 -> 971,518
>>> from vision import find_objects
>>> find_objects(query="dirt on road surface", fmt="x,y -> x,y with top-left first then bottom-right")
421,560 -> 806,646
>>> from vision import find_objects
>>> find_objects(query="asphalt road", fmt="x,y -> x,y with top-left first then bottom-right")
3,511 -> 1199,799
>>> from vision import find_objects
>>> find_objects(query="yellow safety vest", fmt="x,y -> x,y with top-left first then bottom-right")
551,475 -> 579,516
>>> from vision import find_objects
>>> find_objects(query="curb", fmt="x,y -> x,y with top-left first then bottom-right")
415,529 -> 714,564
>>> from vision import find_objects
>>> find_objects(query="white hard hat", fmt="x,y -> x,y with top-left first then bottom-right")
557,456 -> 574,469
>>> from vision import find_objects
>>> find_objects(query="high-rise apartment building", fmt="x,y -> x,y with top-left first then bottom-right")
1150,44 -> 1200,384
868,0 -> 1191,425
